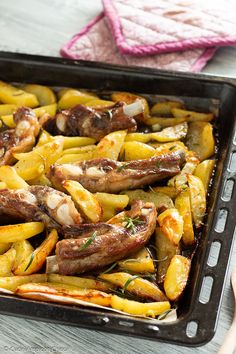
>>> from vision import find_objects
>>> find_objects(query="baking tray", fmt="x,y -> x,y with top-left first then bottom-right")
0,51 -> 235,346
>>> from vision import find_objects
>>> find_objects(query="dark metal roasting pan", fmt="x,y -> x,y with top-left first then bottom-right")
0,52 -> 235,346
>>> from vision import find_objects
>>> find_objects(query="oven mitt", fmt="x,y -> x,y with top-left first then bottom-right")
61,13 -> 216,72
102,0 -> 236,55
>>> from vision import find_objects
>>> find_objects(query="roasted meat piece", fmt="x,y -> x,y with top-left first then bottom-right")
48,151 -> 185,193
0,185 -> 82,228
41,101 -> 140,140
0,107 -> 40,166
46,200 -> 157,275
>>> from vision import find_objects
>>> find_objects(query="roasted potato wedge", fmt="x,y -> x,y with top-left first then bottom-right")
0,80 -> 39,107
16,282 -> 112,307
151,101 -> 184,116
12,240 -> 34,271
122,189 -> 174,210
187,174 -> 206,228
58,89 -> 97,109
62,145 -> 96,155
28,173 -> 52,187
22,84 -> 56,106
0,248 -> 16,276
0,181 -> 7,189
63,136 -> 96,149
155,227 -> 180,283
0,104 -> 17,116
125,123 -> 188,143
194,159 -> 215,193
56,151 -> 94,164
157,208 -> 184,245
168,153 -> 199,189
14,137 -> 64,180
94,130 -> 127,160
151,186 -> 179,199
186,122 -> 215,161
0,274 -> 47,292
146,117 -> 186,127
0,222 -> 44,243
100,272 -> 167,301
175,189 -> 195,246
121,141 -> 155,161
94,192 -> 129,221
35,129 -> 53,147
118,248 -> 155,274
63,180 -> 102,223
171,107 -> 214,122
14,229 -> 58,275
48,274 -> 115,292
85,99 -> 114,108
111,295 -> 170,318
164,255 -> 191,301
0,242 -> 12,255
0,165 -> 28,189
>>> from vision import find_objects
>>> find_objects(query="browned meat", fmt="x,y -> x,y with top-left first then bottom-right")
0,185 -> 82,228
41,102 -> 137,140
47,200 -> 157,275
48,151 -> 185,193
0,107 -> 40,166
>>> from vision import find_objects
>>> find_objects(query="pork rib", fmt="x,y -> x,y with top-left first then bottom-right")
0,185 -> 82,228
41,102 -> 138,140
47,200 -> 157,275
48,151 -> 185,193
0,107 -> 40,166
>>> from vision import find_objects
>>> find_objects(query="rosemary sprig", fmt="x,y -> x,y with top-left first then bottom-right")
117,163 -> 129,172
169,145 -> 177,151
100,262 -> 117,275
80,231 -> 97,251
122,275 -> 141,293
157,309 -> 173,320
24,252 -> 35,271
156,161 -> 161,168
123,215 -> 145,234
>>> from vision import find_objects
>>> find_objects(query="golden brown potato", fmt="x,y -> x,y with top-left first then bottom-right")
0,166 -> 28,189
118,248 -> 155,274
63,136 -> 96,149
22,84 -> 56,106
12,240 -> 34,271
16,282 -> 112,307
175,189 -> 195,246
111,295 -> 170,317
62,145 -> 96,155
48,274 -> 115,292
14,229 -> 58,275
168,153 -> 199,190
0,274 -> 47,292
99,272 -> 167,301
146,117 -> 186,127
187,174 -> 206,228
194,159 -> 215,193
151,101 -> 184,116
94,193 -> 129,221
63,180 -> 102,223
0,248 -> 16,276
0,243 -> 12,255
151,186 -> 179,199
0,80 -> 39,107
85,99 -> 114,108
0,222 -> 44,243
185,122 -> 215,161
0,104 -> 17,116
121,141 -> 155,161
94,130 -> 127,160
157,208 -> 184,245
58,89 -> 97,109
155,227 -> 180,283
171,107 -> 214,122
164,255 -> 191,301
122,189 -> 174,210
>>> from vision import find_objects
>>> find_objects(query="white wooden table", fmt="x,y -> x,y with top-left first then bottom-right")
0,1 -> 236,353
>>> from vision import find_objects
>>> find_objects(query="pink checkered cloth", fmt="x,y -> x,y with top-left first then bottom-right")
61,0 -> 236,72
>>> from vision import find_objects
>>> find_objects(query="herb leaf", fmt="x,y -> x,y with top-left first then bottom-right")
80,231 -> 97,251
157,309 -> 173,320
117,163 -> 128,172
156,161 -> 161,168
122,275 -> 140,293
100,262 -> 117,275
123,216 -> 145,234
24,251 -> 35,271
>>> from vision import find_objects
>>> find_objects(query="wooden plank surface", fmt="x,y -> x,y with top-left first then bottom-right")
0,1 -> 236,353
